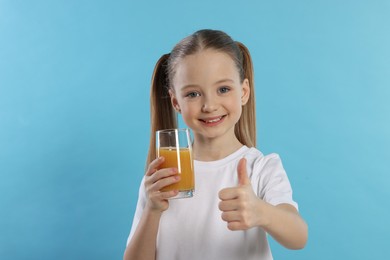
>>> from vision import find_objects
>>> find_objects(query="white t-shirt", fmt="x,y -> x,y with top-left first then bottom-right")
127,146 -> 298,260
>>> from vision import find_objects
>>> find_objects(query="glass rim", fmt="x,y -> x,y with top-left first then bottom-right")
156,128 -> 190,134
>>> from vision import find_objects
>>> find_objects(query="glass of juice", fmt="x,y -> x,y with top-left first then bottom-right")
156,128 -> 194,199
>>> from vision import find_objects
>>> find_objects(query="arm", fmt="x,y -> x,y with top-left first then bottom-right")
123,157 -> 180,260
218,158 -> 308,249
124,208 -> 162,260
261,203 -> 308,249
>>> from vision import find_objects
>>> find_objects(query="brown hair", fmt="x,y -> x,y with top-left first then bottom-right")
147,29 -> 256,165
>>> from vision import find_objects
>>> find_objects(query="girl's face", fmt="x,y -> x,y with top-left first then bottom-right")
170,49 -> 250,144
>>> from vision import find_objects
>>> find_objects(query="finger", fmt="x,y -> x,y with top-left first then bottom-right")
218,187 -> 239,201
148,167 -> 178,183
158,189 -> 179,200
221,211 -> 249,231
221,211 -> 240,222
145,157 -> 165,176
151,174 -> 181,192
227,221 -> 247,231
237,157 -> 250,186
218,200 -> 238,212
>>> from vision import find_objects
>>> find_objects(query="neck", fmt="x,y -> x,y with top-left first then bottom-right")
192,136 -> 243,161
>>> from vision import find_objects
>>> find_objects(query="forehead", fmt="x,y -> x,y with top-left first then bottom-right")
172,49 -> 240,88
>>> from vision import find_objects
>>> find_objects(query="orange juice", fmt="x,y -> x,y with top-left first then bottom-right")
158,148 -> 194,192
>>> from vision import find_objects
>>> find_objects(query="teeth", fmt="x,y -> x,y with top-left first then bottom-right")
206,117 -> 222,123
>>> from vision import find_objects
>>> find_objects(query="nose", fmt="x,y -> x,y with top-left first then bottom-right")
201,96 -> 218,113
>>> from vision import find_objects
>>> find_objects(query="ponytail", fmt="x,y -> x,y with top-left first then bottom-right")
147,54 -> 178,166
234,42 -> 257,148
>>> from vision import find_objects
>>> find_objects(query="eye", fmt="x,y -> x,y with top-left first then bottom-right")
218,86 -> 230,94
185,91 -> 200,98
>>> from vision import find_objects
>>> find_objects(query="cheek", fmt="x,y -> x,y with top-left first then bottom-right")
179,103 -> 198,121
180,105 -> 194,117
228,96 -> 242,109
179,109 -> 196,127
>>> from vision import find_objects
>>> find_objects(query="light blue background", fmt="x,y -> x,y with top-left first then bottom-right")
1,0 -> 389,259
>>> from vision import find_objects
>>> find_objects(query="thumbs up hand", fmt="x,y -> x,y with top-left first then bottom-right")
218,158 -> 267,231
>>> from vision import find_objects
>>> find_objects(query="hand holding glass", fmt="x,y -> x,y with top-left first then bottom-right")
156,128 -> 195,199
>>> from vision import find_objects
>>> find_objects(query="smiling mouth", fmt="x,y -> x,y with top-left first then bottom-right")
200,115 -> 226,124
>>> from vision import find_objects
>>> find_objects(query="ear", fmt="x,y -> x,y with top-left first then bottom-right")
169,89 -> 181,113
241,79 -> 250,106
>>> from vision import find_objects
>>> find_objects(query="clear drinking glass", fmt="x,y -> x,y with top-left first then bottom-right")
156,128 -> 195,199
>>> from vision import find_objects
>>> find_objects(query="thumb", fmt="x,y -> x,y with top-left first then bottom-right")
237,157 -> 250,186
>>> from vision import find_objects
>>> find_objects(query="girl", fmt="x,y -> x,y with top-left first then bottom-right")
124,29 -> 308,260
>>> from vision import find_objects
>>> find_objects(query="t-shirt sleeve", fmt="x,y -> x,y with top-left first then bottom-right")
253,153 -> 298,210
126,177 -> 146,246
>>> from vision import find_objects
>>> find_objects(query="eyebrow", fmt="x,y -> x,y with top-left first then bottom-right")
180,79 -> 235,90
214,79 -> 235,85
179,84 -> 200,92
